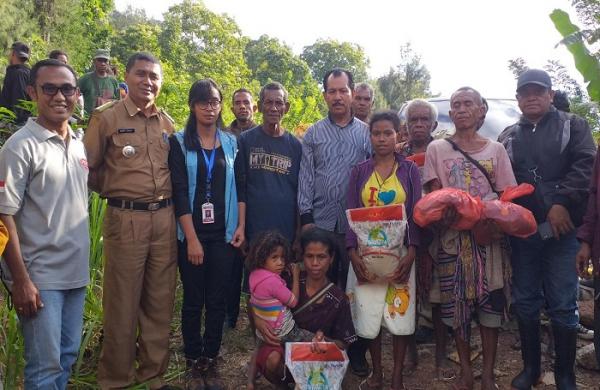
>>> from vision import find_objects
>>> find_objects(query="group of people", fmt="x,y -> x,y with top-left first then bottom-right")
0,43 -> 123,127
0,45 -> 597,390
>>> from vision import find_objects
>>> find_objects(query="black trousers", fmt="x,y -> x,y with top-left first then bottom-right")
178,239 -> 235,359
226,249 -> 244,326
595,275 -> 599,367
329,233 -> 350,291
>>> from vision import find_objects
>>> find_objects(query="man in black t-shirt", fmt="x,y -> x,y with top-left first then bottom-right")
236,82 -> 302,244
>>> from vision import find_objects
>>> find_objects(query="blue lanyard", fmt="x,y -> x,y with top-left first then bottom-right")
200,131 -> 219,201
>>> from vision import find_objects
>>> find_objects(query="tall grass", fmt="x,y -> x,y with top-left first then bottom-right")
71,192 -> 106,388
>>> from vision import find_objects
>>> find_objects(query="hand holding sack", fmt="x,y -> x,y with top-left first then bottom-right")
346,205 -> 407,282
346,204 -> 416,338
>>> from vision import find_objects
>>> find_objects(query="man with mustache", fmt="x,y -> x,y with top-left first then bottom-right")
228,88 -> 257,137
297,68 -> 371,376
0,59 -> 89,389
83,52 -> 178,390
499,69 -> 596,390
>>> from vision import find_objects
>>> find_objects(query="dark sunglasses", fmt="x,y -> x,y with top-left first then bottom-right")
39,84 -> 78,97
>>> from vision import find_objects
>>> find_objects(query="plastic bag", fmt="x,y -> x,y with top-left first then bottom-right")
285,342 -> 348,390
413,188 -> 482,230
346,205 -> 407,282
499,183 -> 535,202
406,152 -> 425,167
482,200 -> 537,238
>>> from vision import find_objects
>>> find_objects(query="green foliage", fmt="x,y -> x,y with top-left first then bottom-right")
550,9 -> 600,102
244,35 -> 325,132
377,43 -> 432,110
0,301 -> 24,389
0,0 -> 36,51
301,39 -> 370,84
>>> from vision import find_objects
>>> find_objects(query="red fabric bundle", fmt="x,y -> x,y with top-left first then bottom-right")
413,188 -> 483,230
414,184 -> 537,238
483,184 -> 537,238
481,201 -> 537,238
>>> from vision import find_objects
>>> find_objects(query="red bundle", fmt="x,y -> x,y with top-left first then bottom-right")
413,188 -> 483,230
481,200 -> 537,238
414,184 -> 537,238
484,184 -> 537,238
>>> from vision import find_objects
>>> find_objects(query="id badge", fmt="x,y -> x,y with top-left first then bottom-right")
201,202 -> 215,224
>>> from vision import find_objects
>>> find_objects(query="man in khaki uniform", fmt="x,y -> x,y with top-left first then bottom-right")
83,52 -> 177,390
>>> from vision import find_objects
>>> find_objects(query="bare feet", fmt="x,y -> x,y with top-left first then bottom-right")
362,371 -> 384,389
480,376 -> 498,390
449,372 -> 473,390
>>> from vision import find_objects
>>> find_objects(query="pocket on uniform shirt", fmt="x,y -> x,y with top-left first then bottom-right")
111,133 -> 145,161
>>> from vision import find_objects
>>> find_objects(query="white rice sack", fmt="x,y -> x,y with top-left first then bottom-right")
346,205 -> 407,283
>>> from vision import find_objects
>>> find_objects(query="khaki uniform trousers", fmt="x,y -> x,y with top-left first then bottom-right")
98,205 -> 177,389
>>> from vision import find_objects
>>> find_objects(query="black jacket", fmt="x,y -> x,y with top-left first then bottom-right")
0,64 -> 30,124
498,106 -> 596,225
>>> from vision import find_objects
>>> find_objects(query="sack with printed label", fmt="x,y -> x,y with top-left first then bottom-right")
346,204 -> 407,282
285,342 -> 348,390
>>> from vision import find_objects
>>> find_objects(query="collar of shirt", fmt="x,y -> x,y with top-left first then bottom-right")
25,117 -> 75,142
229,119 -> 256,131
327,112 -> 355,129
518,105 -> 558,127
123,96 -> 158,118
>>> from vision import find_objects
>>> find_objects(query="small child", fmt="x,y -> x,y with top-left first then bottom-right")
246,231 -> 320,389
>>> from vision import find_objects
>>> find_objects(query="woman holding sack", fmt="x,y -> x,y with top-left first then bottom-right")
346,110 -> 422,390
169,79 -> 246,390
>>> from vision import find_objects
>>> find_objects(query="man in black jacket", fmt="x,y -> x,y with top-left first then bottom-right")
498,69 -> 596,390
0,42 -> 31,125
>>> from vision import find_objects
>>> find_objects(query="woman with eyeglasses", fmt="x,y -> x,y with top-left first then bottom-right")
169,79 -> 246,389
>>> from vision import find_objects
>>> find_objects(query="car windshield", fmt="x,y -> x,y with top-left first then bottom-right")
399,98 -> 522,141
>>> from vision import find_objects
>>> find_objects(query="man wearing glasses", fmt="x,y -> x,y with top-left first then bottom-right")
0,59 -> 89,389
78,49 -> 119,116
83,52 -> 177,390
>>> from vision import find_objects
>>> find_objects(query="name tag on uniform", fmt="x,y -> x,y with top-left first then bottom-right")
118,128 -> 135,134
202,202 -> 215,224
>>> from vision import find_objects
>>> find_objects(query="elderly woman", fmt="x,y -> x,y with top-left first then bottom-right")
254,227 -> 357,387
346,110 -> 422,390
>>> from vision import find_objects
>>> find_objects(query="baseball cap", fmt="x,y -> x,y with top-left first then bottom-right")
94,49 -> 110,60
11,42 -> 30,60
517,69 -> 552,92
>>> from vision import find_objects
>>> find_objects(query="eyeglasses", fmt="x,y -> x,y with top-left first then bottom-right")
39,84 -> 78,97
197,100 -> 221,110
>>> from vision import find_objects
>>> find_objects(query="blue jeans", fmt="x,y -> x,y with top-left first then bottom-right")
510,231 -> 579,329
20,287 -> 86,390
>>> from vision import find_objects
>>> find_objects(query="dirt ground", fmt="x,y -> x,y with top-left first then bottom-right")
168,313 -> 600,390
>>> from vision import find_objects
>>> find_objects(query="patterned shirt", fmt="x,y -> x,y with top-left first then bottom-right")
298,115 -> 371,233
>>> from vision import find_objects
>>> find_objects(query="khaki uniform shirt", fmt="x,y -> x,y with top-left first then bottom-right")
83,97 -> 175,202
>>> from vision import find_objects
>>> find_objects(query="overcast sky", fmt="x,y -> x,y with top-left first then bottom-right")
114,0 -> 584,98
